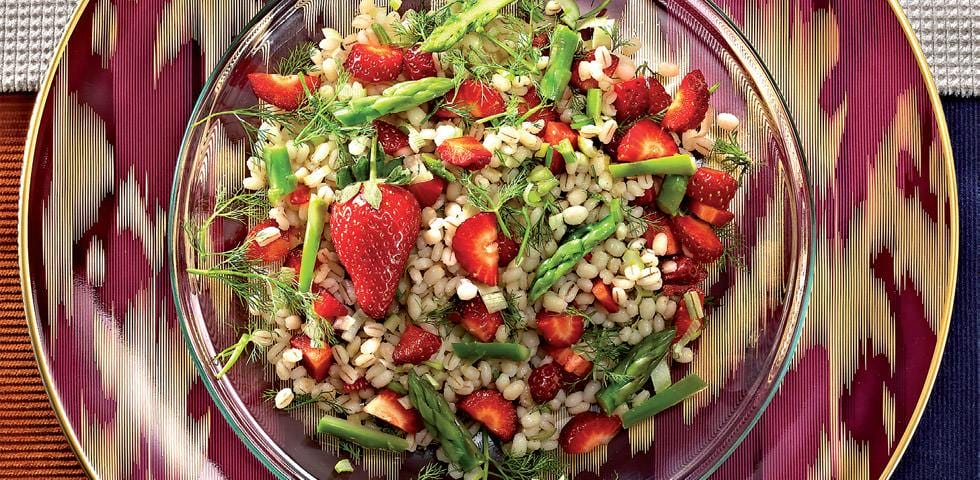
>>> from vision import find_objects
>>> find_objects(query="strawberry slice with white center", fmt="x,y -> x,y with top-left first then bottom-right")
542,345 -> 593,378
458,389 -> 518,441
436,79 -> 506,119
247,73 -> 320,111
436,136 -> 492,171
536,311 -> 585,347
289,335 -> 333,382
661,70 -> 710,132
615,119 -> 679,163
312,287 -> 349,318
452,212 -> 500,285
559,412 -> 623,454
670,215 -> 724,263
364,389 -> 424,433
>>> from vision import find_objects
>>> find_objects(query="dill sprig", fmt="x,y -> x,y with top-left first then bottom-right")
261,389 -> 349,414
338,440 -> 363,463
418,298 -> 458,333
460,171 -> 528,238
187,187 -> 270,263
600,24 -> 636,53
714,223 -> 747,272
487,450 -> 564,480
393,7 -> 450,47
711,130 -> 754,183
276,41 -> 316,75
212,320 -> 267,378
574,321 -> 631,385
501,293 -> 526,332
417,463 -> 448,480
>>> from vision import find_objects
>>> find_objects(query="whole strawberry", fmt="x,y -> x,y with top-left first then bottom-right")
331,183 -> 420,318
528,362 -> 564,403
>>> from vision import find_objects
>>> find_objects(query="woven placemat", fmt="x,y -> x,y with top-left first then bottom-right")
0,94 -> 84,479
0,0 -> 978,95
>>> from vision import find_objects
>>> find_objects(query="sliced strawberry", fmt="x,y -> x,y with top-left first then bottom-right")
613,77 -> 650,122
643,212 -> 680,255
662,256 -> 708,287
364,389 -> 424,433
559,412 -> 622,454
686,167 -> 738,209
312,287 -> 349,318
402,45 -> 438,80
392,324 -> 442,365
672,289 -> 705,343
670,215 -> 724,263
247,73 -> 320,110
344,43 -> 404,83
373,120 -> 411,156
662,70 -> 710,132
528,363 -> 564,404
542,120 -> 578,148
689,200 -> 735,226
615,119 -> 679,162
290,334 -> 334,382
458,389 -> 518,441
547,149 -> 565,175
497,233 -> 519,266
283,246 -> 304,271
543,345 -> 593,378
244,219 -> 292,263
344,378 -> 372,393
288,184 -> 311,205
436,79 -> 506,119
570,51 -> 619,91
647,78 -> 672,115
632,187 -> 657,207
451,299 -> 504,342
536,311 -> 585,347
405,177 -> 447,208
517,88 -> 554,123
591,279 -> 620,313
436,136 -> 492,171
452,213 -> 500,285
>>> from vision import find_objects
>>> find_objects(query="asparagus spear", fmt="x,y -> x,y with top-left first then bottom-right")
264,145 -> 297,204
407,372 -> 483,471
587,88 -> 603,125
452,342 -> 530,361
316,416 -> 410,451
297,196 -> 326,292
539,24 -> 580,100
529,199 -> 623,301
656,174 -> 690,216
595,328 -> 675,414
620,374 -> 707,428
332,77 -> 455,126
420,0 -> 518,52
608,154 -> 698,178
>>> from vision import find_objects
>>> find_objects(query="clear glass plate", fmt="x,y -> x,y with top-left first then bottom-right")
169,1 -> 812,478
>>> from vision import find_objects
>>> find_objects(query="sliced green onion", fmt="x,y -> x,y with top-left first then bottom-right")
423,360 -> 444,371
570,113 -> 593,130
620,374 -> 708,428
383,314 -> 401,332
316,416 -> 410,451
452,342 -> 530,361
656,174 -> 690,216
298,196 -> 326,293
608,154 -> 698,178
557,0 -> 580,26
650,358 -> 671,394
371,23 -> 392,44
587,88 -> 603,125
479,285 -> 508,313
334,459 -> 354,474
683,291 -> 705,320
264,145 -> 297,204
386,381 -> 407,396
555,138 -> 577,165
529,164 -> 554,182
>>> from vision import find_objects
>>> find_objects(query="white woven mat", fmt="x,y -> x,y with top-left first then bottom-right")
0,0 -> 977,95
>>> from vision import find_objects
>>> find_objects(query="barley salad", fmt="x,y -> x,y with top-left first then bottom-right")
188,0 -> 753,477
